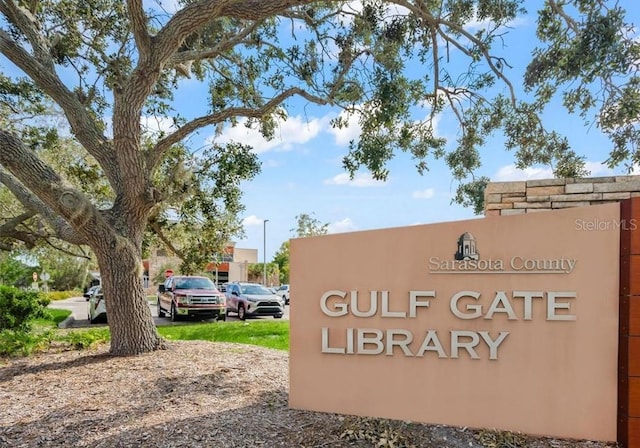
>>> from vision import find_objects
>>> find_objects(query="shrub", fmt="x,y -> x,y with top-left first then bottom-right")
58,329 -> 110,349
0,329 -> 53,357
45,290 -> 82,301
0,285 -> 50,332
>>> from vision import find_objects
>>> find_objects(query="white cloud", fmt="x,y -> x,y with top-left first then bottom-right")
464,14 -> 527,33
412,188 -> 435,199
263,159 -> 281,168
213,114 -> 328,154
328,218 -> 357,233
493,161 -> 617,182
324,172 -> 386,187
493,165 -> 554,182
327,110 -> 362,146
583,161 -> 616,176
141,116 -> 177,136
338,1 -> 363,25
339,1 -> 410,26
418,109 -> 443,136
241,215 -> 265,226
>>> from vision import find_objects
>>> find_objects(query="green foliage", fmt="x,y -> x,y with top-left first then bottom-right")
57,328 -> 110,350
151,142 -> 261,274
0,329 -> 54,357
0,253 -> 36,288
1,314 -> 289,356
44,290 -> 82,301
247,263 -> 280,284
525,0 -> 640,171
0,286 -> 50,332
35,249 -> 92,291
453,177 -> 490,215
152,263 -> 179,286
293,213 -> 329,237
273,241 -> 290,284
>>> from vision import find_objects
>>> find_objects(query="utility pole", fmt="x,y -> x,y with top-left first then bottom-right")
263,219 -> 269,285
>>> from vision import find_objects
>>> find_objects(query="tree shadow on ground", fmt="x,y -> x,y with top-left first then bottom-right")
0,351 -> 113,383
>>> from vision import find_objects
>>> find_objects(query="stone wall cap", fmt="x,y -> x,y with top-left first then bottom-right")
525,178 -> 566,187
485,181 -> 526,194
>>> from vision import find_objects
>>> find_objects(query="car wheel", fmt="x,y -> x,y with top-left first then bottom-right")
218,314 -> 226,322
171,303 -> 180,322
274,314 -> 283,319
157,300 -> 165,317
238,304 -> 246,321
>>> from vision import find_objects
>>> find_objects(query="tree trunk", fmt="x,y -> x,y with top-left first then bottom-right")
96,242 -> 166,356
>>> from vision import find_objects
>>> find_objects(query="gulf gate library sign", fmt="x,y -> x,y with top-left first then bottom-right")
289,203 -> 620,442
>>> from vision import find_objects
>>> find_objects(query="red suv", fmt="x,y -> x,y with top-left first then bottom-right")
157,275 -> 226,322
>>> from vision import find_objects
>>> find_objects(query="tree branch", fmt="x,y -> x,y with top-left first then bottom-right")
167,20 -> 261,67
437,17 -> 516,107
127,0 -> 152,60
147,87 -> 330,170
0,30 -> 119,188
127,0 -> 334,109
0,211 -> 40,249
42,239 -> 91,260
394,0 -> 517,107
0,166 -> 87,246
0,0 -> 53,70
548,0 -> 580,33
149,220 -> 186,260
0,132 -> 113,245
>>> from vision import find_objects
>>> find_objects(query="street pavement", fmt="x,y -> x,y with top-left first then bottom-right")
48,295 -> 289,328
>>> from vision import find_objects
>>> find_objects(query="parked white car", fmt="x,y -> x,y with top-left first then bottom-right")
88,286 -> 107,324
83,285 -> 100,301
276,284 -> 290,305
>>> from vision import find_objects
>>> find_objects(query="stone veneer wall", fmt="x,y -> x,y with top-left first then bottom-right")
484,175 -> 640,216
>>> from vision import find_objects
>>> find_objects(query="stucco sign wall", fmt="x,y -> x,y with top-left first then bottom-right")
289,203 -> 620,442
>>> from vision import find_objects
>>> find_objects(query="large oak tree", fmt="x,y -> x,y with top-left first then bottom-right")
0,0 -> 636,355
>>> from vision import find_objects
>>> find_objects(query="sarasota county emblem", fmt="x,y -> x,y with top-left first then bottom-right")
454,232 -> 479,261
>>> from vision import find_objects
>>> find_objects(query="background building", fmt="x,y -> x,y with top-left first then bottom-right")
144,242 -> 258,289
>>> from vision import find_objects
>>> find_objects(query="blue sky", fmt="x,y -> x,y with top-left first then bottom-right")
203,1 -> 640,262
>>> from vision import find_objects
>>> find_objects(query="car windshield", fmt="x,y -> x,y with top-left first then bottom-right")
174,278 -> 216,290
241,284 -> 272,295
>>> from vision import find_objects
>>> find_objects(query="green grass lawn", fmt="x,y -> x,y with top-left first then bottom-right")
159,321 -> 289,350
33,308 -> 72,327
2,308 -> 289,357
56,320 -> 289,351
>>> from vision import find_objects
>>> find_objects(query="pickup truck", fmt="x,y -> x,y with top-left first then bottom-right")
157,275 -> 226,322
